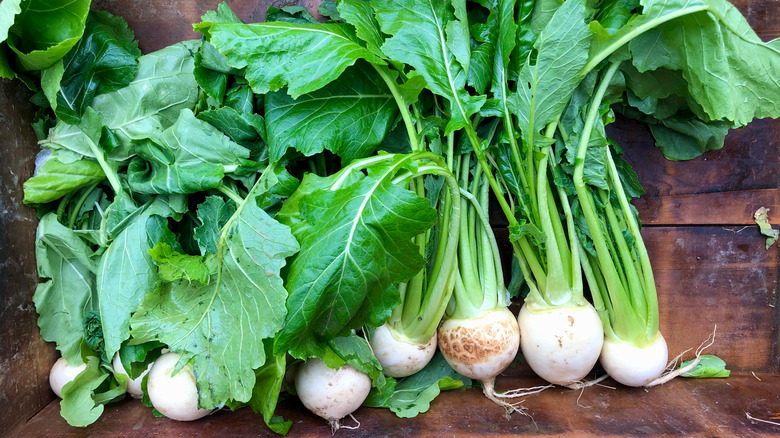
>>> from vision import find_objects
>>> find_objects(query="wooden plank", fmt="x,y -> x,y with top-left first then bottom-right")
11,374 -> 780,437
614,117 -> 780,199
0,81 -> 59,432
644,227 -> 779,373
634,188 -> 780,226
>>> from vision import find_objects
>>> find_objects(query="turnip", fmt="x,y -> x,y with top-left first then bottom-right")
146,352 -> 213,421
438,158 -> 549,414
365,141 -> 462,378
600,333 -> 668,387
572,62 -> 670,387
517,302 -> 603,386
112,353 -> 151,399
370,323 -> 437,378
294,358 -> 371,432
49,357 -> 87,398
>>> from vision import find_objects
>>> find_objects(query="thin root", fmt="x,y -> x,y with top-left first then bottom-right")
482,378 -> 537,420
329,414 -> 361,434
746,412 -> 780,427
565,374 -> 610,391
645,325 -> 717,388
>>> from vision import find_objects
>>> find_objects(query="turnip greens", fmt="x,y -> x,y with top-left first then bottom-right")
1,0 -> 778,432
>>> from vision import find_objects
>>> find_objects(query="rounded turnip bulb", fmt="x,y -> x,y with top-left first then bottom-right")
600,333 -> 668,387
437,307 -> 520,381
49,357 -> 87,398
147,352 -> 213,421
517,302 -> 604,386
370,323 -> 437,378
294,358 -> 371,431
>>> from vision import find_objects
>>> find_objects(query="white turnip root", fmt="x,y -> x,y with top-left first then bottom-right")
112,353 -> 151,399
517,302 -> 604,386
370,323 -> 437,378
600,333 -> 669,387
49,357 -> 87,398
295,358 -> 371,432
147,352 -> 213,421
438,307 -> 547,415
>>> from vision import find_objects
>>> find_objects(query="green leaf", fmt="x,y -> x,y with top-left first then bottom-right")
41,59 -> 64,112
148,242 -> 212,284
373,0 -> 486,134
628,0 -> 780,126
275,158 -> 438,359
245,340 -> 291,435
0,0 -> 22,43
490,0 -> 517,110
23,152 -> 106,205
327,334 -> 388,390
127,109 -> 252,194
60,356 -> 110,427
98,198 -> 184,362
32,213 -> 96,364
363,352 -> 471,418
265,61 -> 398,164
6,0 -> 91,71
647,118 -> 730,161
198,20 -> 383,97
52,10 -> 141,125
679,355 -> 731,378
43,41 -> 200,161
513,0 -> 592,141
201,1 -> 243,24
118,341 -> 164,380
130,171 -> 299,409
193,195 -> 236,255
338,0 -> 385,57
197,106 -> 266,147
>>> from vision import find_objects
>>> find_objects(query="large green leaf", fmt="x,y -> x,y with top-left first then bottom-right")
265,62 -> 397,163
627,0 -> 780,126
23,152 -> 105,204
43,41 -> 200,161
98,197 -> 186,361
130,172 -> 299,408
6,0 -> 91,71
589,0 -> 780,128
127,109 -> 253,194
51,10 -> 140,125
32,214 -> 96,364
275,157 -> 438,359
373,0 -> 485,134
197,20 -> 382,97
513,0 -> 592,142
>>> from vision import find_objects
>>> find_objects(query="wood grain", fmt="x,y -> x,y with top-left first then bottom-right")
0,81 -> 58,433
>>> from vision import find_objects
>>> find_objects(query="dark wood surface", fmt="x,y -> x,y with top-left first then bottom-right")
1,0 -> 779,437
11,373 -> 780,437
0,72 -> 60,434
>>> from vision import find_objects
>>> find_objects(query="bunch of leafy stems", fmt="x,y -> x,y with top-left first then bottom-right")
370,68 -> 464,344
